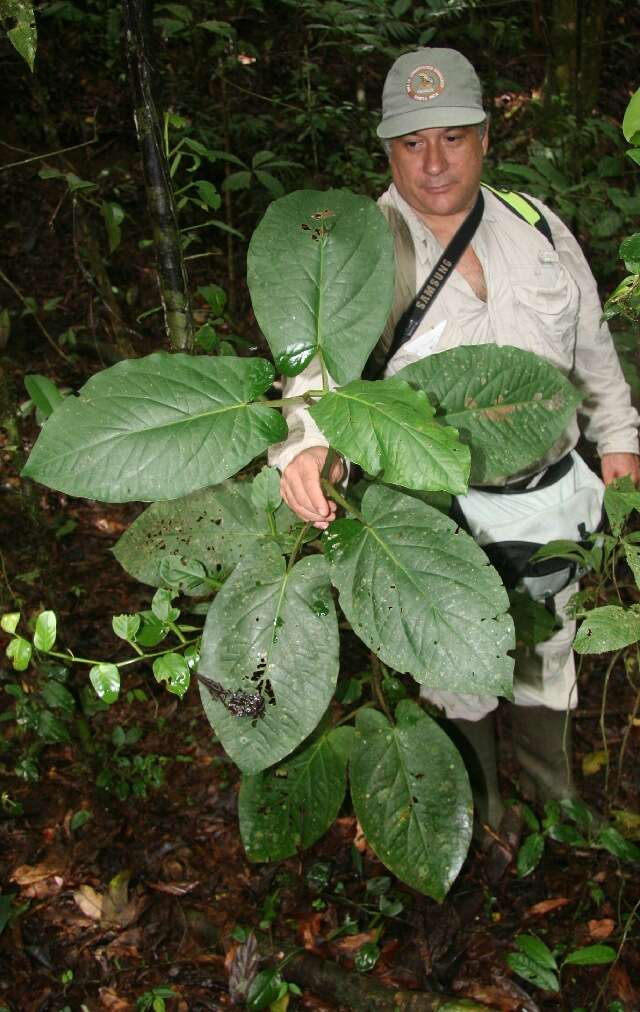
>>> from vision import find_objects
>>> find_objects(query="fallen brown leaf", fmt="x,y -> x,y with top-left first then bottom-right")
456,981 -> 540,1012
524,897 -> 572,918
147,880 -> 199,896
99,927 -> 142,959
23,875 -> 64,899
331,929 -> 378,956
11,861 -> 64,887
101,871 -> 148,929
588,917 -> 615,940
609,964 -> 638,1005
74,884 -> 103,921
99,987 -> 132,1011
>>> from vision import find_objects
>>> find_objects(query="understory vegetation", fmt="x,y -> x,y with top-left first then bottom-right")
1,2 -> 640,1010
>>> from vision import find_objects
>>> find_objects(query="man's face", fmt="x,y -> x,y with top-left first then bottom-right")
389,124 -> 488,221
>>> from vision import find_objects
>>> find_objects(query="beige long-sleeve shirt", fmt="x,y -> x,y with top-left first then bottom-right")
268,184 -> 639,476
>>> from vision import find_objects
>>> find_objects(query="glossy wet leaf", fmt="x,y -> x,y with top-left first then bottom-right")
506,952 -> 559,992
6,637 -> 32,672
595,827 -> 640,862
153,653 -> 190,698
0,612 -> 20,635
113,480 -> 308,593
324,484 -> 514,695
22,354 -> 286,502
33,611 -> 56,652
89,663 -> 120,704
396,344 -> 582,484
247,189 -> 394,383
349,702 -> 472,901
247,969 -> 283,1010
516,832 -> 545,877
514,934 -> 557,970
309,379 -> 469,494
573,605 -> 640,654
238,726 -> 354,861
563,944 -> 616,967
199,548 -> 339,772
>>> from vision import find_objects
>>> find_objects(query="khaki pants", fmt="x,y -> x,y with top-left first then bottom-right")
420,583 -> 578,721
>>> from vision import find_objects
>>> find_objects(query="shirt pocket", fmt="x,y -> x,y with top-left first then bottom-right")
509,251 -> 580,367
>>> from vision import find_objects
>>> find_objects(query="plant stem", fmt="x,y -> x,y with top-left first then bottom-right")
0,268 -> 71,363
122,0 -> 194,350
599,649 -> 622,805
333,702 -> 375,728
259,390 -> 325,409
44,636 -> 200,670
321,479 -> 366,525
371,656 -> 392,722
286,521 -> 312,574
0,135 -> 97,173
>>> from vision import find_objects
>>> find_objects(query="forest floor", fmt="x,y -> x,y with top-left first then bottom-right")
1,349 -> 640,1012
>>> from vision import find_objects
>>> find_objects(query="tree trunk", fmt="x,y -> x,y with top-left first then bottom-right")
543,0 -> 607,118
122,0 -> 194,351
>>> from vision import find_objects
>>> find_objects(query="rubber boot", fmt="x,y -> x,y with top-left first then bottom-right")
449,713 -> 505,836
509,704 -> 576,804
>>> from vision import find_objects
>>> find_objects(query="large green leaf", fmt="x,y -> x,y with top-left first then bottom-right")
238,726 -> 355,861
573,605 -> 640,654
22,354 -> 286,503
199,549 -> 339,772
396,344 -> 582,484
309,379 -> 469,494
350,702 -> 472,901
324,484 -> 514,695
247,189 -> 394,383
113,475 -> 310,593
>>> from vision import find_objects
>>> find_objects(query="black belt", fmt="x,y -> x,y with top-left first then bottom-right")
473,453 -> 573,495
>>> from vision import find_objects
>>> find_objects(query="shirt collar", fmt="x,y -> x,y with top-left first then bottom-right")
386,182 -> 497,265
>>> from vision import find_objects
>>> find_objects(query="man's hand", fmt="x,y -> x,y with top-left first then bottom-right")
280,446 -> 345,529
600,452 -> 640,487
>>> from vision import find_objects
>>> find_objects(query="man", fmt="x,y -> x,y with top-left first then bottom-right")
269,48 -> 640,834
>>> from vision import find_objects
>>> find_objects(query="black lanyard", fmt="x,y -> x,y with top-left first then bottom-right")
366,189 -> 485,379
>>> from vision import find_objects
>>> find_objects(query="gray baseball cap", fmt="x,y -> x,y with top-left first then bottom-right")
377,47 -> 485,139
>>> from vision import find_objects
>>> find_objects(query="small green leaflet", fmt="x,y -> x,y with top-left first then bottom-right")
153,653 -> 190,698
6,637 -> 32,671
89,663 -> 120,704
309,379 -> 469,494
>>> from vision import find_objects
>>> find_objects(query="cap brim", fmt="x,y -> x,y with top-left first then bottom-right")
377,107 -> 486,139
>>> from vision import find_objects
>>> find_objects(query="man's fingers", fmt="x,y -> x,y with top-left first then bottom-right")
280,449 -> 343,525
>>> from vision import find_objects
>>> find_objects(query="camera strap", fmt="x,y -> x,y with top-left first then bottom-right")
371,189 -> 484,377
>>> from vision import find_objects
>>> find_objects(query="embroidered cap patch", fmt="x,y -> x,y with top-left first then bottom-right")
406,64 -> 445,102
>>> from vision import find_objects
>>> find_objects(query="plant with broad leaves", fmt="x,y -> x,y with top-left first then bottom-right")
603,88 -> 640,324
506,932 -> 616,994
21,187 -> 585,900
515,798 -> 640,880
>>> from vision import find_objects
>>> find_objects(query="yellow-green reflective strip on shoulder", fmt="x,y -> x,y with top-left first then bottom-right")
482,183 -> 542,226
